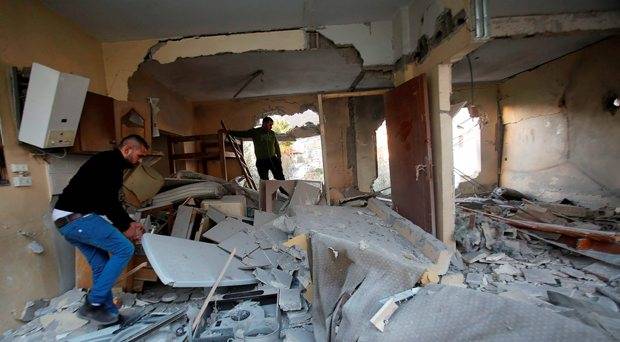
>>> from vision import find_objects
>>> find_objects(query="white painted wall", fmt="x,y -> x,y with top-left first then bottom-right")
318,21 -> 394,66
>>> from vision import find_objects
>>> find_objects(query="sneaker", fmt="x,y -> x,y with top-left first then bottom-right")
77,301 -> 119,325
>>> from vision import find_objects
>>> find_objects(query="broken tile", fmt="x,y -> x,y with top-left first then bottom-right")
242,249 -> 280,268
559,266 -> 587,279
253,210 -> 278,227
217,231 -> 259,258
40,312 -> 87,334
19,299 -> 50,322
253,267 -> 292,289
277,252 -> 301,272
279,288 -> 303,311
494,264 -> 521,276
203,217 -> 251,243
289,181 -> 322,206
522,268 -> 557,285
465,272 -> 484,287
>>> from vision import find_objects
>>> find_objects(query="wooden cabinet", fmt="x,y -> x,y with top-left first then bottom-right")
73,92 -> 151,153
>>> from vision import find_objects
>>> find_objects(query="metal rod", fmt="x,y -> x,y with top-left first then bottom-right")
233,70 -> 263,98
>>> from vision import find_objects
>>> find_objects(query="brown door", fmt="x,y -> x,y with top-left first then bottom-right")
383,74 -> 435,233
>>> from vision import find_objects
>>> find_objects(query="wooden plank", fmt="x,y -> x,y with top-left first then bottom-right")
322,89 -> 390,99
460,207 -> 620,243
383,74 -> 435,233
170,205 -> 197,239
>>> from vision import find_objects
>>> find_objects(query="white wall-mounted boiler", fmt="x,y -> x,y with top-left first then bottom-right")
18,63 -> 90,148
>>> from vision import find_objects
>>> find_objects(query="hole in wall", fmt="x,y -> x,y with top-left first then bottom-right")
453,107 -> 481,188
373,120 -> 390,194
243,110 -> 324,182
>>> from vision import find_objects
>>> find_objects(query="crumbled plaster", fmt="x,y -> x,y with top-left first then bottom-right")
151,30 -> 308,64
318,21 -> 394,66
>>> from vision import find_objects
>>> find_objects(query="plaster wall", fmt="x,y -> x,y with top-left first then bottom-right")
452,83 -> 500,194
318,21 -> 394,66
321,98 -> 356,196
500,37 -> 620,208
128,70 -> 195,136
0,0 -> 107,331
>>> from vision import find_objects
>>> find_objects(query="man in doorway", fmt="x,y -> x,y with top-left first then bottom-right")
228,116 -> 285,180
53,135 -> 149,325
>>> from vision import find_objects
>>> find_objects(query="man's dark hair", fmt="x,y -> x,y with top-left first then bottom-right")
262,117 -> 274,125
119,134 -> 150,149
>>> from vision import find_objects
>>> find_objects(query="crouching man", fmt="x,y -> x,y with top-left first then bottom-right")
53,135 -> 149,324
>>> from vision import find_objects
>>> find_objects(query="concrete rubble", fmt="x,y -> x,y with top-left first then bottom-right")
5,175 -> 619,341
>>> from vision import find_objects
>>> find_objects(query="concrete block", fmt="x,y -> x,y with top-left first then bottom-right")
279,288 -> 303,311
203,217 -> 252,243
393,218 -> 452,275
366,198 -> 402,225
289,181 -> 322,206
440,273 -> 466,287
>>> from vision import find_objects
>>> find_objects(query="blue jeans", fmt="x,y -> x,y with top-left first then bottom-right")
60,215 -> 134,314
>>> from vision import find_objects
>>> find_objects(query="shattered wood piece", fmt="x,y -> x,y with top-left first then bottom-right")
203,217 -> 251,243
19,299 -> 50,322
583,262 -> 620,282
393,218 -> 452,275
279,288 -> 303,311
522,268 -> 557,285
217,231 -> 259,258
303,284 -> 313,303
420,270 -> 439,285
282,234 -> 309,251
541,202 -> 590,218
370,298 -> 399,332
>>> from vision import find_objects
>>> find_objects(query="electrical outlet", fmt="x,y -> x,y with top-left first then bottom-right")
10,164 -> 29,173
12,176 -> 32,187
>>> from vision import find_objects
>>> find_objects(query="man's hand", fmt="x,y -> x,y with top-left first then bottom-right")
124,222 -> 145,242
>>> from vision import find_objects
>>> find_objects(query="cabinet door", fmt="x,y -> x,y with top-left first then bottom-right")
74,92 -> 116,152
114,100 -> 152,145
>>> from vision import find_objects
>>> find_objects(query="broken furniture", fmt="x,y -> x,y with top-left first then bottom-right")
72,92 -> 152,153
260,180 -> 322,213
141,233 -> 257,287
165,133 -> 243,179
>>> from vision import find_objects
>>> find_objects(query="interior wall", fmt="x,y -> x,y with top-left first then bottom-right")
0,0 -> 108,331
352,96 -> 385,192
451,83 -> 501,194
128,70 -> 195,136
499,36 -> 620,208
192,94 -> 317,179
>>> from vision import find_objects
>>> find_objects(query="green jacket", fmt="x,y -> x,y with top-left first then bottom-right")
229,127 -> 281,160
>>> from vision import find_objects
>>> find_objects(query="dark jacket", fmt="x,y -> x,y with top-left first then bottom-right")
55,149 -> 133,231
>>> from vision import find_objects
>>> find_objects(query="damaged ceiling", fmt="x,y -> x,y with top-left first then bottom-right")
452,33 -> 612,84
135,42 -> 392,101
41,0 -> 409,41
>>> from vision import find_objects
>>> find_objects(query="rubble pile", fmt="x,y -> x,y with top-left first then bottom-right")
452,188 -> 620,339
